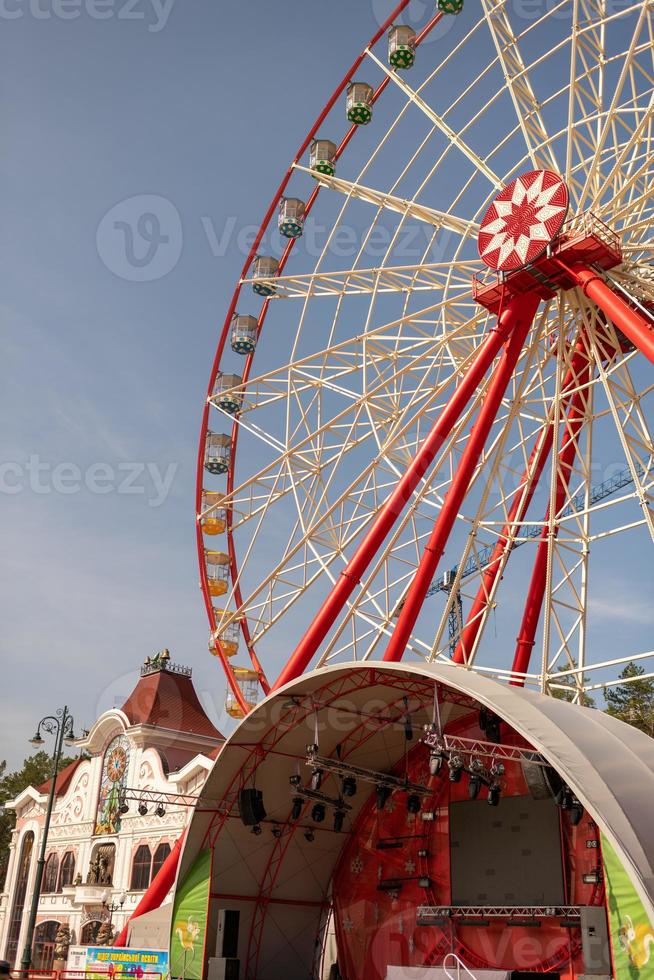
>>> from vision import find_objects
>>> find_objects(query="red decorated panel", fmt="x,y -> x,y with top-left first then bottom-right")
478,170 -> 569,272
332,711 -> 604,980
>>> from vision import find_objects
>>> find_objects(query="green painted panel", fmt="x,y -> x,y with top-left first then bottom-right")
603,834 -> 654,979
170,850 -> 212,980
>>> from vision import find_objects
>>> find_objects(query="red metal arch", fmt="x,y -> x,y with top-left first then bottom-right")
196,3 -> 446,713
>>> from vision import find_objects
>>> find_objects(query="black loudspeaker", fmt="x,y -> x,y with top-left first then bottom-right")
217,909 -> 240,959
238,788 -> 266,826
521,761 -> 563,801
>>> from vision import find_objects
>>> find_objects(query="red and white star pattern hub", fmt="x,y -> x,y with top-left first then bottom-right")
477,170 -> 569,272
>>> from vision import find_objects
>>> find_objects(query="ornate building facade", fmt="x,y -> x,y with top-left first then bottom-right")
0,653 -> 224,969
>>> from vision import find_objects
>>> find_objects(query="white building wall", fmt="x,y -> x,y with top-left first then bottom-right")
0,711 -> 216,967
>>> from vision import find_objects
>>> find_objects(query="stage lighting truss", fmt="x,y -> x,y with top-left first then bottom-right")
423,729 -> 548,768
117,786 -> 226,814
416,905 -> 582,922
423,729 -> 507,796
304,748 -> 432,799
289,781 -> 353,817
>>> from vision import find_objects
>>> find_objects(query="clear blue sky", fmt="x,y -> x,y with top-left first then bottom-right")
1,1 -> 651,770
1,1 -> 417,767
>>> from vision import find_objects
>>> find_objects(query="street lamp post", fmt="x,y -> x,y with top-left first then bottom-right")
102,889 -> 127,933
19,706 -> 76,973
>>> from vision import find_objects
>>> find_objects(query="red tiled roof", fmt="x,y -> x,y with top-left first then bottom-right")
38,758 -> 83,797
121,667 -> 224,743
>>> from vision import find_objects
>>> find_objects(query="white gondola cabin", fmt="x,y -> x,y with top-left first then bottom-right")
388,25 -> 416,69
205,551 -> 230,597
225,667 -> 259,719
231,314 -> 259,355
309,139 -> 337,177
278,198 -> 306,239
214,373 -> 243,416
346,82 -> 374,125
251,256 -> 279,297
200,491 -> 227,536
204,432 -> 231,475
209,610 -> 243,658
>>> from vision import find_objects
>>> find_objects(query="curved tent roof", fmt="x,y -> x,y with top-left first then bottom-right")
181,662 -> 654,979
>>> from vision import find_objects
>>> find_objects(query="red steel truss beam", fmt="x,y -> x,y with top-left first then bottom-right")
273,294 -> 539,689
559,260 -> 654,365
511,358 -> 593,683
452,339 -> 589,665
384,293 -> 540,663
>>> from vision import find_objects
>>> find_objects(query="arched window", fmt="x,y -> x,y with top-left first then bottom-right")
6,831 -> 35,964
59,851 -> 76,889
130,845 -> 152,891
151,842 -> 171,880
34,921 -> 60,970
43,853 -> 60,894
87,842 -> 116,885
81,920 -> 103,944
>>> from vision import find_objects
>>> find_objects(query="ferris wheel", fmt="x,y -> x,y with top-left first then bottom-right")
196,0 -> 654,718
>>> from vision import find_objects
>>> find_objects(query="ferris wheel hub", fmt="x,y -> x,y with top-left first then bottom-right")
478,170 -> 570,272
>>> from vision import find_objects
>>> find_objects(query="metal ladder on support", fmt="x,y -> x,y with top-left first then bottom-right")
442,952 -> 482,980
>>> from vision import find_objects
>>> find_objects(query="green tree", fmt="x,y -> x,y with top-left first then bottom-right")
0,750 -> 77,890
605,661 -> 654,737
548,659 -> 595,707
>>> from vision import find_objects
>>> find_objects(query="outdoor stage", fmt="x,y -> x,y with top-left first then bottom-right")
171,662 -> 654,980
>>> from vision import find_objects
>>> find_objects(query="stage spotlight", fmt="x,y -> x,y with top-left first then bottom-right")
448,756 -> 463,783
291,796 -> 303,821
155,803 -> 166,818
311,803 -> 326,824
407,794 -> 421,815
119,800 -> 129,815
487,785 -> 501,807
310,768 -> 323,792
429,751 -> 443,776
289,773 -> 302,789
468,774 -> 482,800
334,810 -> 346,833
418,876 -> 431,889
272,826 -> 282,839
569,802 -> 583,826
418,848 -> 429,859
583,870 -> 602,885
342,776 -> 357,798
138,801 -> 148,816
304,829 -> 315,843
376,784 -> 392,811
251,824 -> 262,836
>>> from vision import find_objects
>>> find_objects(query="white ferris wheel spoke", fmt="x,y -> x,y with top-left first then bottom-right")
364,48 -> 503,190
479,0 -> 560,173
292,165 -> 480,238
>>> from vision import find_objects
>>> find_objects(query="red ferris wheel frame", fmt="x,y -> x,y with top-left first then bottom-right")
197,6 -> 654,718
195,1 -> 447,715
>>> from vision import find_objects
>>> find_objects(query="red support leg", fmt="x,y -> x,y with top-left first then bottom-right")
272,292 -> 540,690
452,341 -> 589,665
511,360 -> 592,683
384,293 -> 540,664
559,261 -> 654,366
